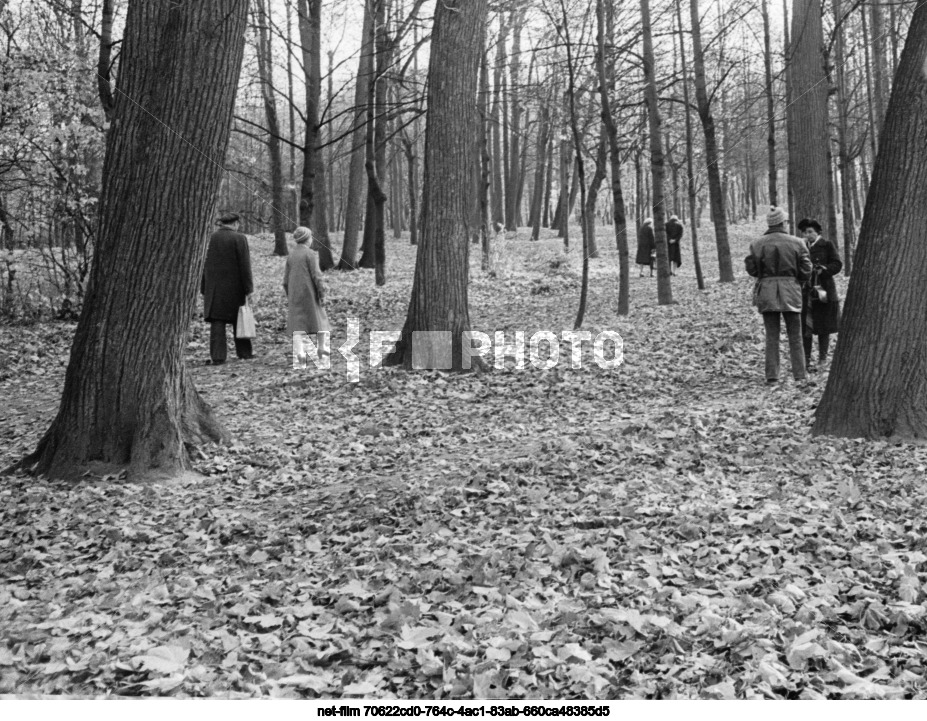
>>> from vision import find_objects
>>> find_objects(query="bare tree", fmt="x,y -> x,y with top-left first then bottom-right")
384,0 -> 488,369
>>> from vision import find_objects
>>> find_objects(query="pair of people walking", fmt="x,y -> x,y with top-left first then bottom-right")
201,215 -> 328,365
636,215 -> 683,276
745,207 -> 841,385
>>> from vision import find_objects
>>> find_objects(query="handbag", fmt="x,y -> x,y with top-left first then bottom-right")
810,268 -> 828,304
237,297 -> 256,339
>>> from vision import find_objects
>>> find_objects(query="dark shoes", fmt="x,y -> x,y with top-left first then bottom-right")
206,359 -> 226,366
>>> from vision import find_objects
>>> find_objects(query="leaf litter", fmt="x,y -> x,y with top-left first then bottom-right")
2,224 -> 927,699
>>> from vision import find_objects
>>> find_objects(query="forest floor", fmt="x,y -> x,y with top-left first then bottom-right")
2,220 -> 927,699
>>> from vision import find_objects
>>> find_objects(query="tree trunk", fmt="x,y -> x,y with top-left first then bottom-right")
384,0 -> 488,370
505,7 -> 524,231
479,33 -> 492,270
18,0 -> 245,480
256,0 -> 289,256
869,0 -> 888,139
813,2 -> 927,440
787,0 -> 829,226
96,0 -> 115,121
596,0 -> 629,314
584,128 -> 607,260
337,0 -> 374,270
833,0 -> 854,275
675,0 -> 705,290
689,0 -> 733,282
529,102 -> 549,241
297,0 -> 333,269
761,0 -> 777,206
490,16 -> 508,227
359,0 -> 389,283
643,0 -> 673,303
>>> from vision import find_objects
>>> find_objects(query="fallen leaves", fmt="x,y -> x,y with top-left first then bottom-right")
3,225 -> 927,699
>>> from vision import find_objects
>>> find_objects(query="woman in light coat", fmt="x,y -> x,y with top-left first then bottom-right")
284,227 -> 329,363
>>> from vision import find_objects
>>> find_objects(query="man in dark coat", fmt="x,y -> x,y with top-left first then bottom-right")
745,206 -> 812,385
201,212 -> 253,364
635,218 -> 655,277
665,215 -> 683,275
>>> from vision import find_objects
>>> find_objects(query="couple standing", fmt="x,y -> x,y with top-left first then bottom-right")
746,206 -> 842,385
201,214 -> 328,365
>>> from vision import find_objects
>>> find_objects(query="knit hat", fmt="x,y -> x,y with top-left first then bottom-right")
766,206 -> 786,227
293,226 -> 312,244
643,217 -> 653,225
669,215 -> 679,221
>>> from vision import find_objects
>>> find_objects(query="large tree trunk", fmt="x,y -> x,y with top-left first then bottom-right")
596,0 -> 629,314
787,0 -> 829,225
384,0 -> 487,370
813,2 -> 927,440
689,0 -> 733,282
18,0 -> 246,480
337,0 -> 374,270
643,0 -> 673,304
297,0 -> 333,269
256,0 -> 288,256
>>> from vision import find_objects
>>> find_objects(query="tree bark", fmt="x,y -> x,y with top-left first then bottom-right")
337,0 -> 374,270
869,0 -> 888,139
384,0 -> 488,370
643,0 -> 673,303
256,0 -> 289,256
689,0 -> 733,282
18,0 -> 245,480
787,0 -> 829,226
584,128 -> 606,260
479,33 -> 492,270
813,1 -> 927,440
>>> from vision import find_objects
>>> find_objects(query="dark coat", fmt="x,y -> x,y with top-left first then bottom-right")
202,227 -> 253,323
665,218 -> 683,266
802,236 -> 842,335
745,229 -> 812,313
635,224 -> 655,266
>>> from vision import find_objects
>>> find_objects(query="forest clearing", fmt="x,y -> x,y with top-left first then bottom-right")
4,225 -> 927,699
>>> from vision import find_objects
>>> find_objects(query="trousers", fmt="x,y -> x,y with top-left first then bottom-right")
762,312 -> 806,382
210,320 -> 253,362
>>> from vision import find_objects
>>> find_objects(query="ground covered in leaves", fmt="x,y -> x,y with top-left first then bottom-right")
2,221 -> 927,699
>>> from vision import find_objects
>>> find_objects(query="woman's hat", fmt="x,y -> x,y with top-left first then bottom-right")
217,212 -> 240,225
797,218 -> 822,233
293,226 -> 312,244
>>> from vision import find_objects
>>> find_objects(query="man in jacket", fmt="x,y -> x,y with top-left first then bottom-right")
745,206 -> 812,385
201,212 -> 254,364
